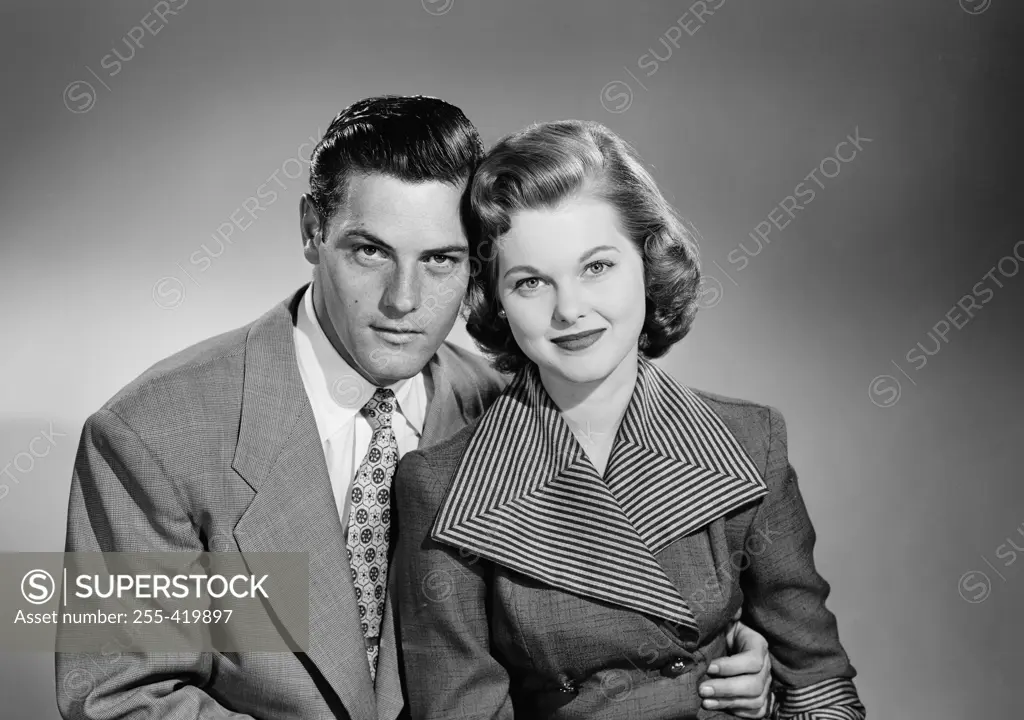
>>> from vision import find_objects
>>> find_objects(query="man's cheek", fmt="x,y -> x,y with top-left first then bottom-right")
333,264 -> 378,307
416,279 -> 461,330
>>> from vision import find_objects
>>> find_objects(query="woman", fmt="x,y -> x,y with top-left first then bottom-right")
394,120 -> 865,719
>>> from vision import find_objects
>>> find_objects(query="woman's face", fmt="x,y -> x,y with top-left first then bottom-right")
497,195 -> 647,385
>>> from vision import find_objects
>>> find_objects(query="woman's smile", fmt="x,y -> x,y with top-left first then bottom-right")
550,328 -> 605,352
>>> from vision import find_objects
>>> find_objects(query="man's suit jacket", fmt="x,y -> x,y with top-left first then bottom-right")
394,356 -> 865,719
57,285 -> 507,720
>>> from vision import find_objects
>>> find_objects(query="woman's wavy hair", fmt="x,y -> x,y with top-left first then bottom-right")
463,120 -> 703,375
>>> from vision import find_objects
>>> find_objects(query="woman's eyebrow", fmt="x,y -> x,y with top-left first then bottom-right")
579,245 -> 620,262
503,263 -> 541,279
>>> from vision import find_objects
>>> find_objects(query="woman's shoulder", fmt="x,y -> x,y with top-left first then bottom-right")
400,419 -> 482,496
688,385 -> 778,425
687,385 -> 785,470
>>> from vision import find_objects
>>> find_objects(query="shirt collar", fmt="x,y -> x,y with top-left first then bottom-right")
294,283 -> 427,443
431,355 -> 768,632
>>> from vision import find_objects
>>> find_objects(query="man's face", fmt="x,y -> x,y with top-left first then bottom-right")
304,173 -> 470,385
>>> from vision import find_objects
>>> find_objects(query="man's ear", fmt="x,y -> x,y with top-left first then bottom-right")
299,194 -> 323,265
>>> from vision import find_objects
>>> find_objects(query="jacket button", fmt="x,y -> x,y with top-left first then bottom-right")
661,657 -> 691,678
557,674 -> 579,694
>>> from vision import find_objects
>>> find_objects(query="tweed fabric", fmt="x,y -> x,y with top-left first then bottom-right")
56,285 -> 508,720
395,359 -> 865,719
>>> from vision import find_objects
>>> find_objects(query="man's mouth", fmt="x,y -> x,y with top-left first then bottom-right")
372,326 -> 423,343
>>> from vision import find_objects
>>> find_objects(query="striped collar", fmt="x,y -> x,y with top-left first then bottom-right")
431,356 -> 767,634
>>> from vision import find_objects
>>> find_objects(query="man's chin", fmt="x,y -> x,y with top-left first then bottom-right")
359,338 -> 436,383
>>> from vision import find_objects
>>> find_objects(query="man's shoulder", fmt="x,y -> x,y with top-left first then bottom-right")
99,320 -> 255,426
435,341 -> 509,406
98,290 -> 302,428
436,342 -> 507,386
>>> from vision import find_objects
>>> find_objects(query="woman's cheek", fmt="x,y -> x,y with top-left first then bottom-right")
601,274 -> 644,318
505,308 -> 533,349
517,295 -> 546,329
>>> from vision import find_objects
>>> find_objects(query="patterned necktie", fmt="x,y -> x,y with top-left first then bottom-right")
346,387 -> 399,682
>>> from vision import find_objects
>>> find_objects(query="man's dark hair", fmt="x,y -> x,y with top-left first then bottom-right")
308,95 -> 484,226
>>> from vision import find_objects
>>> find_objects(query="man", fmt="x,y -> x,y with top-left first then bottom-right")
57,96 -> 774,719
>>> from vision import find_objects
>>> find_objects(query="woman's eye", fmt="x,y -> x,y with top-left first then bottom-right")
586,260 -> 612,275
514,277 -> 541,291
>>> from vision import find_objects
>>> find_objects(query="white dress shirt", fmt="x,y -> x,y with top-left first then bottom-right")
293,283 -> 430,534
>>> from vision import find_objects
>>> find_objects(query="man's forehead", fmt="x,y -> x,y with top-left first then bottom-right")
344,173 -> 465,225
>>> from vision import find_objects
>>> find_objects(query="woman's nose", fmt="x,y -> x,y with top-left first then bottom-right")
553,282 -> 587,325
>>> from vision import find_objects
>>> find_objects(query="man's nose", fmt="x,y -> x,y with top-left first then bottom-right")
383,265 -> 421,314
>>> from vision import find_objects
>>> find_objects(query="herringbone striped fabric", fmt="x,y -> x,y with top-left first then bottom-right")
432,356 -> 768,636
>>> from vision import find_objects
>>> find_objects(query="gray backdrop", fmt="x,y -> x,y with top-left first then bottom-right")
1,0 -> 1022,717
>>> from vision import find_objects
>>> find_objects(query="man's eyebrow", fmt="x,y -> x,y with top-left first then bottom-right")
341,227 -> 394,251
424,245 -> 468,255
341,226 -> 467,256
502,245 -> 620,279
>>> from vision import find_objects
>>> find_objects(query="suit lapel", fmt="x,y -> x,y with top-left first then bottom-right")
231,286 -> 377,720
432,357 -> 768,637
421,348 -> 460,449
419,344 -> 486,449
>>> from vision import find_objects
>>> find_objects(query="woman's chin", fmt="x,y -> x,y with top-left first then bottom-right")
538,353 -> 617,386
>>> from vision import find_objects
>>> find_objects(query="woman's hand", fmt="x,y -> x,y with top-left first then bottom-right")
698,610 -> 773,718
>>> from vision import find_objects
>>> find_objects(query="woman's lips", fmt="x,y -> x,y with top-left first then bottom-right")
550,328 -> 605,351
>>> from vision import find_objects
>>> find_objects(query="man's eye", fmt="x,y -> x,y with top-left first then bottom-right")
358,246 -> 384,259
429,255 -> 456,266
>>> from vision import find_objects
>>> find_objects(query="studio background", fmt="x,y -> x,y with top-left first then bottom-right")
1,0 -> 1022,717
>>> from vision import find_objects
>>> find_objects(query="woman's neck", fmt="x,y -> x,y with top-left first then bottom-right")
538,352 -> 639,442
